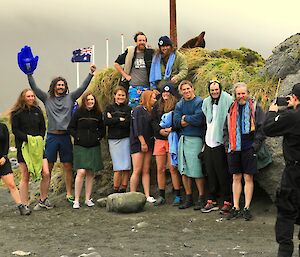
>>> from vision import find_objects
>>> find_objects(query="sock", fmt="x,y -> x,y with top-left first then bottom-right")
174,189 -> 181,197
159,189 -> 165,199
186,194 -> 193,202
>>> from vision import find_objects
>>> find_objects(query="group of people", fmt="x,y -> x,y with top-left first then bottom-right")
0,32 -> 299,257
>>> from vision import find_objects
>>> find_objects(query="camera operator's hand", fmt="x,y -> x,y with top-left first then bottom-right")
269,103 -> 279,112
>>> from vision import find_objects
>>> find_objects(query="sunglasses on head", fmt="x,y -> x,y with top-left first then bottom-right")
209,79 -> 220,84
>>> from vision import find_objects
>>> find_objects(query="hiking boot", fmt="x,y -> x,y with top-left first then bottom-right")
243,207 -> 253,221
220,201 -> 232,215
179,200 -> 194,209
73,201 -> 80,209
172,196 -> 182,206
154,196 -> 166,206
226,207 -> 242,220
18,204 -> 31,216
38,198 -> 54,210
66,195 -> 75,204
201,200 -> 219,213
85,199 -> 95,207
193,198 -> 206,211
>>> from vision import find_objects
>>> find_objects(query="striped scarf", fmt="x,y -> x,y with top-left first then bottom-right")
228,99 -> 255,152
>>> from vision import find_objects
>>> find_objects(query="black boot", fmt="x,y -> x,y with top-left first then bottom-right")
18,204 -> 31,216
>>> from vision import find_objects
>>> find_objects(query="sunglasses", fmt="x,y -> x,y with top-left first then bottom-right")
209,79 -> 220,84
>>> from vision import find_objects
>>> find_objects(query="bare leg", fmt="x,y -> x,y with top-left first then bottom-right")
85,170 -> 94,201
130,152 -> 144,192
63,162 -> 73,196
113,171 -> 122,190
182,175 -> 192,195
19,162 -> 30,205
121,170 -> 130,189
167,154 -> 181,190
74,169 -> 86,203
195,177 -> 205,197
232,173 -> 242,209
156,155 -> 167,190
2,173 -> 21,204
244,173 -> 254,209
40,159 -> 51,201
141,151 -> 152,198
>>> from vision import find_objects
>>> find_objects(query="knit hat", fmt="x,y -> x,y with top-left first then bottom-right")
158,36 -> 173,47
161,83 -> 176,96
291,83 -> 300,98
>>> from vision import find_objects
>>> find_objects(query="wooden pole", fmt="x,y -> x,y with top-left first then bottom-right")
170,0 -> 177,48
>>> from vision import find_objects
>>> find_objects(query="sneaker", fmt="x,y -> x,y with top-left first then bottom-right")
73,201 -> 80,209
66,195 -> 75,204
193,198 -> 206,211
85,199 -> 95,207
173,196 -> 182,206
243,207 -> 253,221
38,198 -> 54,210
179,200 -> 194,209
220,201 -> 232,214
154,196 -> 166,206
18,204 -> 31,216
226,207 -> 242,220
146,196 -> 156,203
201,200 -> 219,213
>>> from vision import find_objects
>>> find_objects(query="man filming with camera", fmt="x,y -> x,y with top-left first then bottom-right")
264,83 -> 300,257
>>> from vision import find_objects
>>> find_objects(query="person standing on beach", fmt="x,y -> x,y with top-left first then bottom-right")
201,79 -> 233,214
104,86 -> 132,193
263,83 -> 300,257
0,122 -> 30,215
224,82 -> 265,221
173,80 -> 206,210
26,62 -> 97,203
114,31 -> 154,107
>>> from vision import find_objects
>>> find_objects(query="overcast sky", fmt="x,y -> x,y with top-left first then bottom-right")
0,0 -> 299,111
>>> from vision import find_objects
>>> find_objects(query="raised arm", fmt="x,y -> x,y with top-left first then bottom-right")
70,64 -> 96,100
27,75 -> 47,102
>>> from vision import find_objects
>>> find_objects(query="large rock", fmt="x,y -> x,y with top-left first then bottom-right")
106,192 -> 146,213
260,33 -> 300,79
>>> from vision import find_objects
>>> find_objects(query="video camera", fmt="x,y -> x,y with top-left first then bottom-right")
275,96 -> 291,106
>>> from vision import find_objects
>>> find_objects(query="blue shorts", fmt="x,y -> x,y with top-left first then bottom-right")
45,133 -> 73,163
128,85 -> 150,107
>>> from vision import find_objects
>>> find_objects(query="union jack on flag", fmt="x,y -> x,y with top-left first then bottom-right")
71,47 -> 92,62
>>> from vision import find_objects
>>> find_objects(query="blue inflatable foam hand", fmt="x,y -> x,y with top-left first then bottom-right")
17,46 -> 39,75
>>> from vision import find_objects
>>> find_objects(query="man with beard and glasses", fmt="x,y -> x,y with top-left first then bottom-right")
27,64 -> 97,204
224,82 -> 265,221
150,36 -> 188,92
114,31 -> 154,107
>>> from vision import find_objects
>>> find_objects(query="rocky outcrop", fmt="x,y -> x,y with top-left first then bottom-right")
260,33 -> 300,80
106,192 -> 146,213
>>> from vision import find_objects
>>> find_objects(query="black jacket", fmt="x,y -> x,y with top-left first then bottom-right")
115,47 -> 154,79
68,107 -> 105,147
151,102 -> 168,140
104,103 -> 131,139
0,123 -> 9,158
11,106 -> 46,150
263,105 -> 300,162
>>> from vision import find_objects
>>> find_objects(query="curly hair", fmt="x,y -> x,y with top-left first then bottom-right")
48,77 -> 69,97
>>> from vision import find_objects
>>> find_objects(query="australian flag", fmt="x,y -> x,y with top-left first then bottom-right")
71,47 -> 92,62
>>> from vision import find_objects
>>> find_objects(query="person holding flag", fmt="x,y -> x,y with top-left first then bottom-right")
17,45 -> 97,204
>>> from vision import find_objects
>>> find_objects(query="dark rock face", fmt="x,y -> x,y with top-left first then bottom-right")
180,31 -> 206,49
258,33 -> 300,201
260,33 -> 300,80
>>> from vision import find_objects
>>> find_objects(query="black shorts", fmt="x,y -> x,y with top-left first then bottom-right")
0,157 -> 13,177
227,147 -> 258,174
